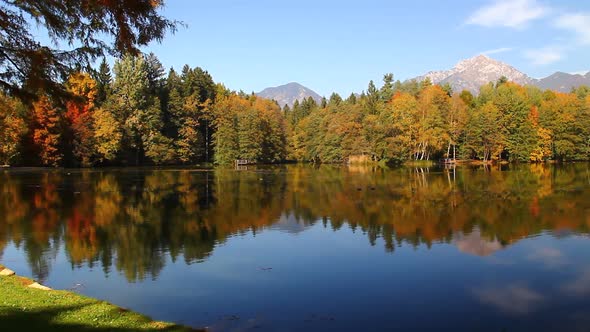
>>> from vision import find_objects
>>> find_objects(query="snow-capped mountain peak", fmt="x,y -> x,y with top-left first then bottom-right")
414,54 -> 534,93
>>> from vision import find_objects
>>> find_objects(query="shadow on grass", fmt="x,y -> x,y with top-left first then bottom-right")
0,303 -> 204,332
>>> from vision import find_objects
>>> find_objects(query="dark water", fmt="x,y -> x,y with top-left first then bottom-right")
1,164 -> 590,331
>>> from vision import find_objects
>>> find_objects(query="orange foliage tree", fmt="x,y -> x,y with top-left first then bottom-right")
65,72 -> 98,166
32,95 -> 63,166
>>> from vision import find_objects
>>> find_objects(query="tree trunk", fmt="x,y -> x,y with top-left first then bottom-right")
447,141 -> 451,159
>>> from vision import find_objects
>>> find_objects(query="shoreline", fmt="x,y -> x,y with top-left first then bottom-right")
0,264 -> 203,331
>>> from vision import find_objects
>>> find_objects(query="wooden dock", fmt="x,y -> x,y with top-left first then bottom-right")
235,159 -> 255,169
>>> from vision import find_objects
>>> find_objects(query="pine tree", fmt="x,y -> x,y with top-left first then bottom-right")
346,93 -> 357,105
329,93 -> 342,106
380,73 -> 394,102
95,58 -> 112,106
365,80 -> 380,114
145,53 -> 165,95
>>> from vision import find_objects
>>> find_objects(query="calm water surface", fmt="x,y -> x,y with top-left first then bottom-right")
1,164 -> 590,331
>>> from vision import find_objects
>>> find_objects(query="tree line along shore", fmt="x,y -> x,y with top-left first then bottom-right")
1,54 -> 589,168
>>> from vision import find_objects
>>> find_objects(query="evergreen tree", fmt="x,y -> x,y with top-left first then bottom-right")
108,55 -> 172,165
380,73 -> 394,102
94,58 -> 112,106
329,93 -> 342,106
145,53 -> 166,95
0,0 -> 176,101
365,80 -> 380,114
346,93 -> 357,105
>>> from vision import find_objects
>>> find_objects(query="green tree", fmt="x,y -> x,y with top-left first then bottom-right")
346,93 -> 357,105
493,83 -> 536,161
380,73 -> 395,102
94,58 -> 112,106
329,93 -> 342,106
364,80 -> 380,114
213,94 -> 242,164
464,101 -> 505,161
108,55 -> 171,165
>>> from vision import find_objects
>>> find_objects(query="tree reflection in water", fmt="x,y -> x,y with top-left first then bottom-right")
1,163 -> 589,282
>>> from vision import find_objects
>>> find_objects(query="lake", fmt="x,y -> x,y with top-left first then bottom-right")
1,164 -> 590,331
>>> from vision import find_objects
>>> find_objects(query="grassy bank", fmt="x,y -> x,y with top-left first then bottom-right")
0,269 -> 200,331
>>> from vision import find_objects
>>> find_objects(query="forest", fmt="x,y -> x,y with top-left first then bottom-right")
1,53 -> 590,167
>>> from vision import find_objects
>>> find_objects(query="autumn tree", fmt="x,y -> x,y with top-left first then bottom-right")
538,91 -> 587,160
64,72 -> 98,166
212,93 -> 287,164
388,92 -> 419,161
464,101 -> 505,161
447,93 -> 469,160
93,107 -> 122,162
0,94 -> 27,165
414,85 -> 449,160
32,95 -> 63,166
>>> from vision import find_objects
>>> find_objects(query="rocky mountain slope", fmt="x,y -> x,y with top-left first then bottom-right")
414,54 -> 590,94
257,82 -> 322,107
413,55 -> 534,94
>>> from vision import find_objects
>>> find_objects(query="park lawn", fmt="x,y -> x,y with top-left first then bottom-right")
0,273 -> 200,331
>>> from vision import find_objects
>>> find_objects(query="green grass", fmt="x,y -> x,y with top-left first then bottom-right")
0,275 -> 201,331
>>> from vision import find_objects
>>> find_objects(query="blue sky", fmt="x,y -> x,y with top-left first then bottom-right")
142,0 -> 590,96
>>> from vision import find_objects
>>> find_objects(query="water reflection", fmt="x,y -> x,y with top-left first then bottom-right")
1,164 -> 590,283
473,284 -> 545,315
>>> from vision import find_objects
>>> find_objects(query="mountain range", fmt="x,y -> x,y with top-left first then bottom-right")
257,55 -> 590,107
414,54 -> 590,94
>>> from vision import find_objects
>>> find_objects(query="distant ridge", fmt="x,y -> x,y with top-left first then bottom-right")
258,57 -> 590,104
535,71 -> 590,92
257,82 -> 322,108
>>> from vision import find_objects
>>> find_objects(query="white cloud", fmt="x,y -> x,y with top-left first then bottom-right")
466,0 -> 549,28
481,47 -> 513,55
527,247 -> 567,268
554,13 -> 590,45
570,70 -> 589,75
522,46 -> 564,65
473,284 -> 545,314
562,269 -> 590,296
